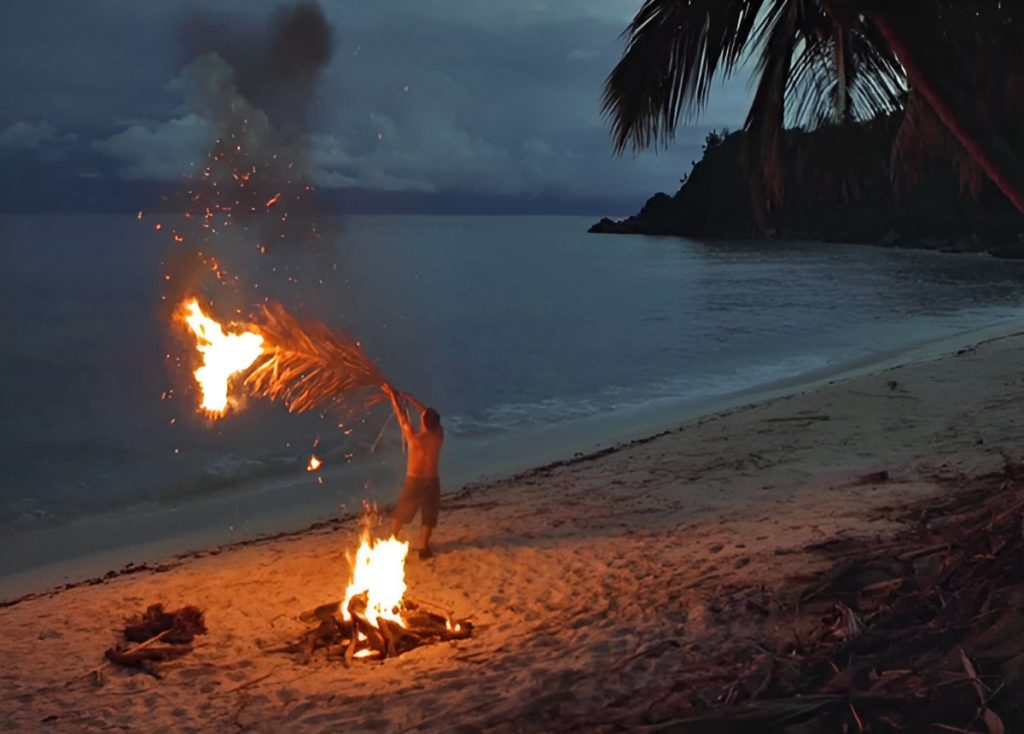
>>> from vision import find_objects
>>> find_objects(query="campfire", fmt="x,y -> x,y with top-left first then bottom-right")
295,519 -> 472,664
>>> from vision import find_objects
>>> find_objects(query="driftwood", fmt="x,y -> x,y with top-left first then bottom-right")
105,643 -> 193,667
123,604 -> 206,643
98,604 -> 207,678
293,594 -> 472,665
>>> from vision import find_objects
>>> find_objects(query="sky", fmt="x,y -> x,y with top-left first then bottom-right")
0,1 -> 753,214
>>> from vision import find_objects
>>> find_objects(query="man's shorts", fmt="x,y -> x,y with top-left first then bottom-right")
393,476 -> 441,528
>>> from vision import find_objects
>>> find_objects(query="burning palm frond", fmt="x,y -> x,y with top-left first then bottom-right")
245,301 -> 385,416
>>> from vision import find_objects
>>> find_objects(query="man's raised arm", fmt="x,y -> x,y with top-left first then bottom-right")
382,383 -> 413,436
405,393 -> 428,419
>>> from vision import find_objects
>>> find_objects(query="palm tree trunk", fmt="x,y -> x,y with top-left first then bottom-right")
834,28 -> 848,123
870,10 -> 1024,213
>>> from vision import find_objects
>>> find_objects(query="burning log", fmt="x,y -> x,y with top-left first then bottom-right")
294,596 -> 472,665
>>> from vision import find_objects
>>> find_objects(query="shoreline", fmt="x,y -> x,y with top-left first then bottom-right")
3,315 -> 1024,729
3,318 -> 1021,603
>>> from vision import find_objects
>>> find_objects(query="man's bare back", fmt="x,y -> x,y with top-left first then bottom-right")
383,383 -> 444,557
405,428 -> 443,478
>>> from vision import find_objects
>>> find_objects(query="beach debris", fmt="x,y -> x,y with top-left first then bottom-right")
99,604 -> 207,679
849,469 -> 890,486
123,603 -> 206,643
606,462 -> 1024,732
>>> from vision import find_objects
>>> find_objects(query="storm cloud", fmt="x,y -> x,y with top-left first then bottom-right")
0,1 -> 752,211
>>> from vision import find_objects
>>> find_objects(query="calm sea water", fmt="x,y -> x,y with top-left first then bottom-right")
3,213 -> 1024,579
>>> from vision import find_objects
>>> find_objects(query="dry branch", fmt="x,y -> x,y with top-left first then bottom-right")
246,302 -> 386,417
294,597 -> 472,663
95,604 -> 208,678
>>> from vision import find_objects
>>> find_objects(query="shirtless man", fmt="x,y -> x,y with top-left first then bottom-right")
382,383 -> 444,559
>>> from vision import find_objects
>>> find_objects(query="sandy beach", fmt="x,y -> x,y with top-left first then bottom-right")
3,324 -> 1024,732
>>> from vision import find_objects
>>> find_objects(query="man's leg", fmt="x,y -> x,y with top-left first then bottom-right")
418,478 -> 440,558
392,478 -> 418,538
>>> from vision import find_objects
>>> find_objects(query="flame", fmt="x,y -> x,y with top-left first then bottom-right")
179,298 -> 264,417
342,531 -> 409,628
307,454 -> 322,471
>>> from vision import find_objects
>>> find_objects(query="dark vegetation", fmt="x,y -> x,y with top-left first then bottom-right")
597,1 -> 1024,254
591,123 -> 1024,256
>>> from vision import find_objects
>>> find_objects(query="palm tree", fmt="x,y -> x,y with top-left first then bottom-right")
603,0 -> 1024,222
864,1 -> 1024,212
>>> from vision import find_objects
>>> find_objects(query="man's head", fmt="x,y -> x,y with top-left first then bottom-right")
423,408 -> 441,432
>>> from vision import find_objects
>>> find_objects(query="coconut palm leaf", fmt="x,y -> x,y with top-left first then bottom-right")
743,0 -> 805,212
245,301 -> 385,417
603,0 -> 907,217
892,89 -> 983,199
786,15 -> 904,127
602,0 -> 769,154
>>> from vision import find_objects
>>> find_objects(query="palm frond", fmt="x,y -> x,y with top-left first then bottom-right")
602,0 -> 768,154
743,0 -> 804,211
245,302 -> 385,417
891,89 -> 983,199
785,14 -> 904,128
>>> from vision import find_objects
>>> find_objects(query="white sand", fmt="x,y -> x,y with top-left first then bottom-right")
2,325 -> 1023,732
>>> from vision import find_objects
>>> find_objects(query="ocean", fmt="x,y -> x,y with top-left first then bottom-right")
3,213 -> 1024,587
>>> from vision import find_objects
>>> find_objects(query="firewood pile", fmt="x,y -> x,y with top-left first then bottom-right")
293,595 -> 472,666
652,463 -> 1024,733
99,604 -> 207,679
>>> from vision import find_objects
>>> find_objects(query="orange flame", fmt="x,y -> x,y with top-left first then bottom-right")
179,299 -> 264,418
307,455 -> 322,471
342,530 -> 409,629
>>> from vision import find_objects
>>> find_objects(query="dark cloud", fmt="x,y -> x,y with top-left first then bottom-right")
0,121 -> 78,159
0,1 -> 753,209
177,1 -> 332,131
